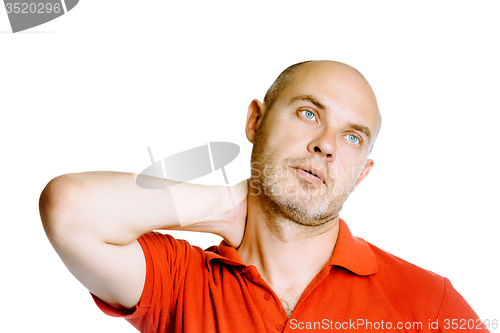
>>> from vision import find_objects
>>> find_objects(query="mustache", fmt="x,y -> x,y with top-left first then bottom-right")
286,157 -> 329,181
283,156 -> 324,167
252,156 -> 331,184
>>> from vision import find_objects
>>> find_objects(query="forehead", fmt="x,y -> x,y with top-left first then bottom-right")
276,62 -> 381,133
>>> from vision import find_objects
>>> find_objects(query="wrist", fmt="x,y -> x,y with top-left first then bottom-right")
202,180 -> 248,225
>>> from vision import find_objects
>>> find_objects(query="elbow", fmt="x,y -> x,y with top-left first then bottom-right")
39,174 -> 76,240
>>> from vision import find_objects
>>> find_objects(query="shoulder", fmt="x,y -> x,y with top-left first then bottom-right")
366,241 -> 446,317
366,241 -> 482,323
368,241 -> 445,291
368,241 -> 444,288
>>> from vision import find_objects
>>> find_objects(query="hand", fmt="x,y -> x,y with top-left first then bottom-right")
217,186 -> 248,247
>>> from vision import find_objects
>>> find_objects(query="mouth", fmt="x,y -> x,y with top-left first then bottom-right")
292,166 -> 326,185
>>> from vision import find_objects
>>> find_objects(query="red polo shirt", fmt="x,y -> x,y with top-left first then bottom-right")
92,219 -> 487,332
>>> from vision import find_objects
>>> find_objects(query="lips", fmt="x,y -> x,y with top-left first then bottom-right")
292,165 -> 326,185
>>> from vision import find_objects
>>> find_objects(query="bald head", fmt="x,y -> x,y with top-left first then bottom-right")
263,61 -> 313,113
262,60 -> 382,150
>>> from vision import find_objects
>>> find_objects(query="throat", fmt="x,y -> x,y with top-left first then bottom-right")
278,293 -> 302,317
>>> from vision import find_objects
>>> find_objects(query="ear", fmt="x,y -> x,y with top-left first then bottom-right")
351,159 -> 374,191
245,99 -> 265,143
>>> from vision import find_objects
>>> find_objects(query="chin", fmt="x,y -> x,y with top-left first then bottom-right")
257,175 -> 343,225
281,196 -> 341,226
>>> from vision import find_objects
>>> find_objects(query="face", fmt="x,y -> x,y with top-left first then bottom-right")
247,61 -> 381,226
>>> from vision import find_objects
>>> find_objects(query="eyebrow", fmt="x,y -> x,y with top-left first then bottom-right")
349,123 -> 372,143
289,94 -> 326,110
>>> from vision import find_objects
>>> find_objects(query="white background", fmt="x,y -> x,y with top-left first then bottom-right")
1,1 -> 498,332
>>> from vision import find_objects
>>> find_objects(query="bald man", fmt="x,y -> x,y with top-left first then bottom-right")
40,61 -> 486,332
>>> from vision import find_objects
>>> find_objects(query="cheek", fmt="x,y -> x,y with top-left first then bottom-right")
330,158 -> 365,185
280,122 -> 313,147
267,123 -> 305,151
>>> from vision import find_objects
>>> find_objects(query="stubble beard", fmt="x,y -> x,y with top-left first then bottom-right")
250,124 -> 353,227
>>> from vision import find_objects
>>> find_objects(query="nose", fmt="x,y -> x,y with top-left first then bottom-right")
307,129 -> 336,162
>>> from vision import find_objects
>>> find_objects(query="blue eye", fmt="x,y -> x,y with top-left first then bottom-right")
346,134 -> 360,144
300,110 -> 316,120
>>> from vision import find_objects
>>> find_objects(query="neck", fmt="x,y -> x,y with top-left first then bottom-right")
237,191 -> 340,299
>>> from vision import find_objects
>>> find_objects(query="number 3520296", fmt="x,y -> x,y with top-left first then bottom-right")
5,3 -> 62,14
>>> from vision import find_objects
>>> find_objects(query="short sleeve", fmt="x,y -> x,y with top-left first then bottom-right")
91,232 -> 202,332
434,278 -> 489,332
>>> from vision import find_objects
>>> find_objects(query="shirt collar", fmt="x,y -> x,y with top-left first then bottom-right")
205,218 -> 377,276
205,242 -> 245,268
327,218 -> 377,276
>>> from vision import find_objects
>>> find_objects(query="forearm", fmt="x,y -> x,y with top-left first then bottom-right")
41,171 -> 245,246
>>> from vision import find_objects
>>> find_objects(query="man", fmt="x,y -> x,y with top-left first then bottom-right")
40,61 -> 486,332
